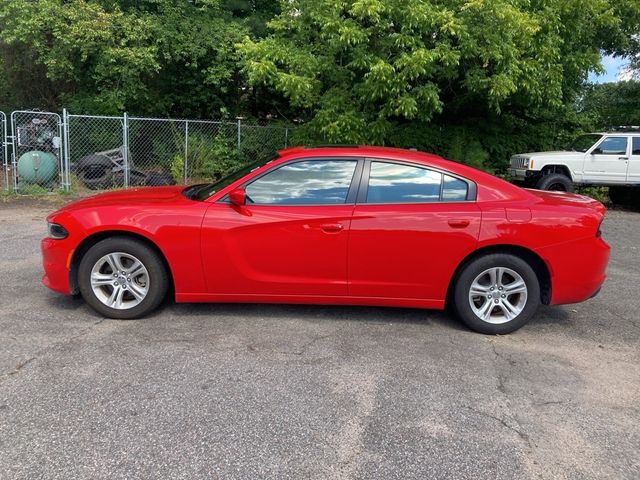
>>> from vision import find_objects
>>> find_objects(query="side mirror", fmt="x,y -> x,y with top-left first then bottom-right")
229,187 -> 246,206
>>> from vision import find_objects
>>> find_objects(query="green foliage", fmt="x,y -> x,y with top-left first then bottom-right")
17,183 -> 49,196
579,81 -> 640,128
238,0 -> 640,171
187,131 -> 243,182
170,155 -> 185,184
577,186 -> 609,204
0,0 -> 269,117
1,0 -> 640,176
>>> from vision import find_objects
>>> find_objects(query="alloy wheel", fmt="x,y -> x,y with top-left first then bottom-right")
468,267 -> 528,324
90,252 -> 150,310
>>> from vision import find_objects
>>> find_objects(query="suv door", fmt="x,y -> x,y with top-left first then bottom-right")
348,160 -> 481,304
201,158 -> 362,296
628,137 -> 640,183
585,136 -> 629,183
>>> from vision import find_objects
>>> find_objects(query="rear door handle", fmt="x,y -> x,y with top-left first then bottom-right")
448,219 -> 470,228
320,223 -> 344,233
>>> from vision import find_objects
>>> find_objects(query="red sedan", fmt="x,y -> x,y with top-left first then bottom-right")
42,146 -> 610,334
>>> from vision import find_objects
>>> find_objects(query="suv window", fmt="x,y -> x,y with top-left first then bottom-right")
569,134 -> 602,152
245,159 -> 357,205
594,137 -> 628,155
633,137 -> 640,155
366,162 -> 468,203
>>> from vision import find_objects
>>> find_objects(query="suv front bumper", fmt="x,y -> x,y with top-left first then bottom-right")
509,168 -> 541,182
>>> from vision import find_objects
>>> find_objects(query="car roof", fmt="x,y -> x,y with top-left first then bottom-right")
588,132 -> 640,135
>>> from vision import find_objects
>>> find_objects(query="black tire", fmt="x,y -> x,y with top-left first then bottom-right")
146,171 -> 176,186
76,154 -> 113,190
112,169 -> 147,187
608,186 -> 635,206
78,237 -> 169,319
453,254 -> 541,334
535,173 -> 574,192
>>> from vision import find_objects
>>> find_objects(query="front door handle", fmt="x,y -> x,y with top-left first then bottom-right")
321,223 -> 344,233
619,156 -> 629,160
448,219 -> 470,228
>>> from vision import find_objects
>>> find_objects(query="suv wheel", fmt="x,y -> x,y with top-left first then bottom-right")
609,186 -> 637,206
536,173 -> 574,192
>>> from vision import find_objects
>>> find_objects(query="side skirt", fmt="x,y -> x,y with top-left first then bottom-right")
175,293 -> 445,310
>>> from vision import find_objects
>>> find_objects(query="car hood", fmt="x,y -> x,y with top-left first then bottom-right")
55,186 -> 188,213
525,189 -> 606,215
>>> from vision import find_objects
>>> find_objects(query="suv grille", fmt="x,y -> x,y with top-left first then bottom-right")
511,156 -> 529,168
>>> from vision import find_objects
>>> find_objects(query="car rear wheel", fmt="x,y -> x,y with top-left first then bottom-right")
453,254 -> 541,334
535,173 -> 574,192
78,237 -> 168,319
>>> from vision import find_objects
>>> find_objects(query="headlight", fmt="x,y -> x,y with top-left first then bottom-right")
47,222 -> 69,239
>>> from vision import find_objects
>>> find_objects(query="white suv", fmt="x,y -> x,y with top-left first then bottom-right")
509,131 -> 640,204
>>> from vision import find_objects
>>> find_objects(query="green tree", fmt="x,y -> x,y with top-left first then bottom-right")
240,0 -> 640,152
0,0 -> 264,117
580,81 -> 640,128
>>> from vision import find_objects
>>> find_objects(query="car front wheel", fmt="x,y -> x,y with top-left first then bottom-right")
453,254 -> 541,334
78,237 -> 168,319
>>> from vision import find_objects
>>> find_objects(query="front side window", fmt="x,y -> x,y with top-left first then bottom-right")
366,162 -> 469,203
245,160 -> 357,205
594,137 -> 628,155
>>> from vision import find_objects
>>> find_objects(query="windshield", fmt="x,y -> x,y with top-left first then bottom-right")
188,158 -> 272,201
568,134 -> 601,153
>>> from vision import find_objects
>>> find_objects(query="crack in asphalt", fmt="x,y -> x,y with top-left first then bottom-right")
463,405 -> 531,444
487,340 -> 534,449
0,317 -> 107,385
247,334 -> 332,356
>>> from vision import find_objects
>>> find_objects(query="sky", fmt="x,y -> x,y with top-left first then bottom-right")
588,54 -> 630,83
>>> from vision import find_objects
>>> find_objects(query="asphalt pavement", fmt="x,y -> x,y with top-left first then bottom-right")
0,198 -> 638,479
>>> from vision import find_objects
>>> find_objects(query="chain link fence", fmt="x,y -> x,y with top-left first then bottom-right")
1,111 -> 8,191
2,109 -> 291,194
10,111 -> 65,194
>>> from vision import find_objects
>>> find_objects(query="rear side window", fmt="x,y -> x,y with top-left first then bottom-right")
594,137 -> 628,155
366,162 -> 468,203
245,160 -> 357,205
442,175 -> 468,201
633,137 -> 640,155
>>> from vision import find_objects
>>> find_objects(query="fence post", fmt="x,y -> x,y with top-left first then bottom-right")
285,127 -> 289,148
1,112 -> 7,191
10,112 -> 17,192
236,117 -> 242,154
184,120 -> 189,184
62,108 -> 71,191
123,112 -> 129,187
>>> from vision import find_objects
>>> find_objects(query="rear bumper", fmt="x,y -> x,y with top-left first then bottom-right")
536,236 -> 610,305
41,237 -> 72,295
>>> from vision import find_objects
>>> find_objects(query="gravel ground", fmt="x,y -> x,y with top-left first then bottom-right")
0,198 -> 638,480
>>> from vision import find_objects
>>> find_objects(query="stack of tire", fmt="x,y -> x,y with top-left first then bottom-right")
76,154 -> 176,190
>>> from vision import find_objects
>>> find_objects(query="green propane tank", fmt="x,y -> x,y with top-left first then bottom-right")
17,150 -> 58,185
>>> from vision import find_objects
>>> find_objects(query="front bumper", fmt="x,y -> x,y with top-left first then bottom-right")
41,237 -> 73,295
509,168 -> 541,181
